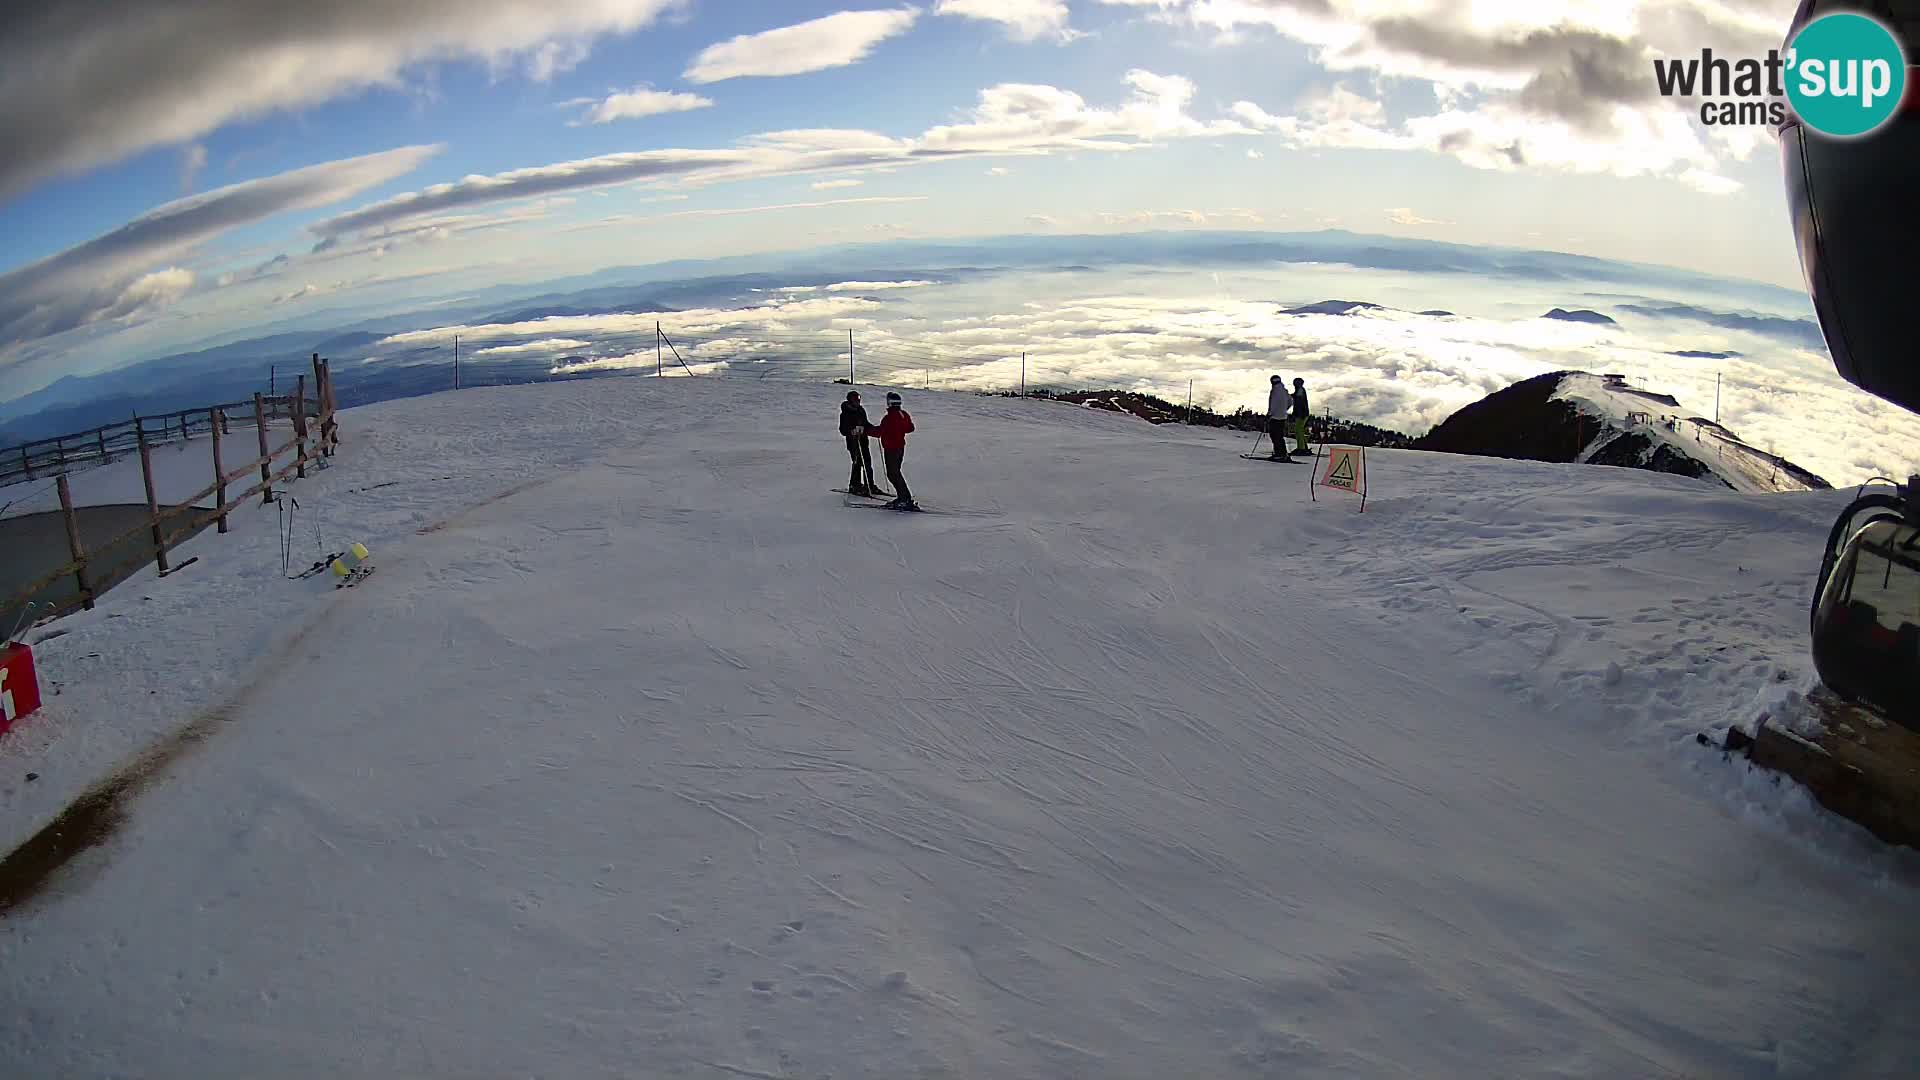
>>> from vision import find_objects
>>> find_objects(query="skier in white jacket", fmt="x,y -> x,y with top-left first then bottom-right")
1265,375 -> 1291,459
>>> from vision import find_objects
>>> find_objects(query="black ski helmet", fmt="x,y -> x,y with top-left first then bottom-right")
1270,375 -> 1282,384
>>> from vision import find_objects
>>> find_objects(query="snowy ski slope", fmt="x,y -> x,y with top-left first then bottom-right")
3,377 -> 1917,1078
1554,373 -> 1822,494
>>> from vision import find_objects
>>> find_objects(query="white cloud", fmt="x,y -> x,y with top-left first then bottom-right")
313,70 -> 1258,241
573,86 -> 714,124
934,0 -> 1077,43
811,178 -> 865,190
100,267 -> 197,322
825,280 -> 937,291
1112,0 -> 1790,192
472,338 -> 593,357
988,166 -> 1010,176
526,38 -> 596,82
377,294 -> 887,348
1246,148 -> 1263,159
1086,207 -> 1265,227
668,195 -> 929,218
0,144 -> 441,375
1027,213 -> 1063,226
0,0 -> 680,199
1386,207 -> 1448,226
684,8 -> 920,83
1678,168 -> 1742,195
552,352 -> 731,376
180,144 -> 209,193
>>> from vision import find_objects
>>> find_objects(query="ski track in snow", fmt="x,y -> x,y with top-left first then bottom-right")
3,377 -> 1919,1078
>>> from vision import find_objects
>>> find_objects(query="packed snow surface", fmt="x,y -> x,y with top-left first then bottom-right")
4,377 -> 1918,1078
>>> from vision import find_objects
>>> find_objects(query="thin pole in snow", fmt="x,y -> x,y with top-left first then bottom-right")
1021,352 -> 1026,397
849,329 -> 855,386
1186,379 -> 1194,424
453,334 -> 460,390
656,322 -> 662,377
1715,372 -> 1720,423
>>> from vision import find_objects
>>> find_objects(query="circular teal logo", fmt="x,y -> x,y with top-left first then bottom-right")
1787,12 -> 1907,137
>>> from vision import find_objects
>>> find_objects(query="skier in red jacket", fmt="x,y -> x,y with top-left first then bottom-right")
862,391 -> 917,510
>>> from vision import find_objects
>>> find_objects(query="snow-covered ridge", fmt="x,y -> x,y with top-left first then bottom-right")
1553,372 -> 1830,493
1416,370 -> 1830,493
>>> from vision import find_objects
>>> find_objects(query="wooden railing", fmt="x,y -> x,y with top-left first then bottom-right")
2,355 -> 341,626
1,395 -> 316,488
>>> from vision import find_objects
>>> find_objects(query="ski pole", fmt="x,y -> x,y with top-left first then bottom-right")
6,601 -> 45,645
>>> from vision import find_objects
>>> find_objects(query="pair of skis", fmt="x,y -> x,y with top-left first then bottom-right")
329,542 -> 375,588
835,487 -> 923,512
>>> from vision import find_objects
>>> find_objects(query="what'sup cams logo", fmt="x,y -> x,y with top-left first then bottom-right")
1653,11 -> 1908,137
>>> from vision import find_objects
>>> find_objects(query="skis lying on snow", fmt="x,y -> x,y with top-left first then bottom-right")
291,552 -> 350,580
329,542 -> 375,588
832,487 -> 896,498
1241,454 -> 1302,464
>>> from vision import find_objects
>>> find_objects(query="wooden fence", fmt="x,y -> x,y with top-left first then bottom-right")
2,393 -> 316,488
2,355 -> 342,626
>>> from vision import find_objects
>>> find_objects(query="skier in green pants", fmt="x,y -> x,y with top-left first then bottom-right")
1289,377 -> 1311,455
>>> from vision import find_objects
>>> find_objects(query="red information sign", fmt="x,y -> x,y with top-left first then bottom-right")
1,641 -> 42,736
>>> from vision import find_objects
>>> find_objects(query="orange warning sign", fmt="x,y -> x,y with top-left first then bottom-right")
1310,445 -> 1368,511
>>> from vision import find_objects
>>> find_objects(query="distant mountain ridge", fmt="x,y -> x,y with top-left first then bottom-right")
1542,308 -> 1617,325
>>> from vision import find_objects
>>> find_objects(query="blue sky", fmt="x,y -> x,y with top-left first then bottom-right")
0,0 -> 1807,403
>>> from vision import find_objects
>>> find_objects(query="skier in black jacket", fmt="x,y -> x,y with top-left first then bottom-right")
838,391 -> 883,495
1289,377 -> 1311,455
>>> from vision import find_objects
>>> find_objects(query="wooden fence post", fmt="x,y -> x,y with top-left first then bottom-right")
312,354 -> 335,457
323,359 -> 339,453
211,408 -> 228,534
292,374 -> 308,479
254,393 -> 272,503
57,475 -> 94,611
138,424 -> 169,574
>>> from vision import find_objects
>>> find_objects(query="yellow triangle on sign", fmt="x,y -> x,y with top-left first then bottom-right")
1325,453 -> 1356,488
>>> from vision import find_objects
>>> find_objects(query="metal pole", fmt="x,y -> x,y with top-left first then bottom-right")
1715,373 -> 1720,423
1021,352 -> 1026,397
656,322 -> 662,377
1187,379 -> 1194,424
849,329 -> 855,386
454,334 -> 460,390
